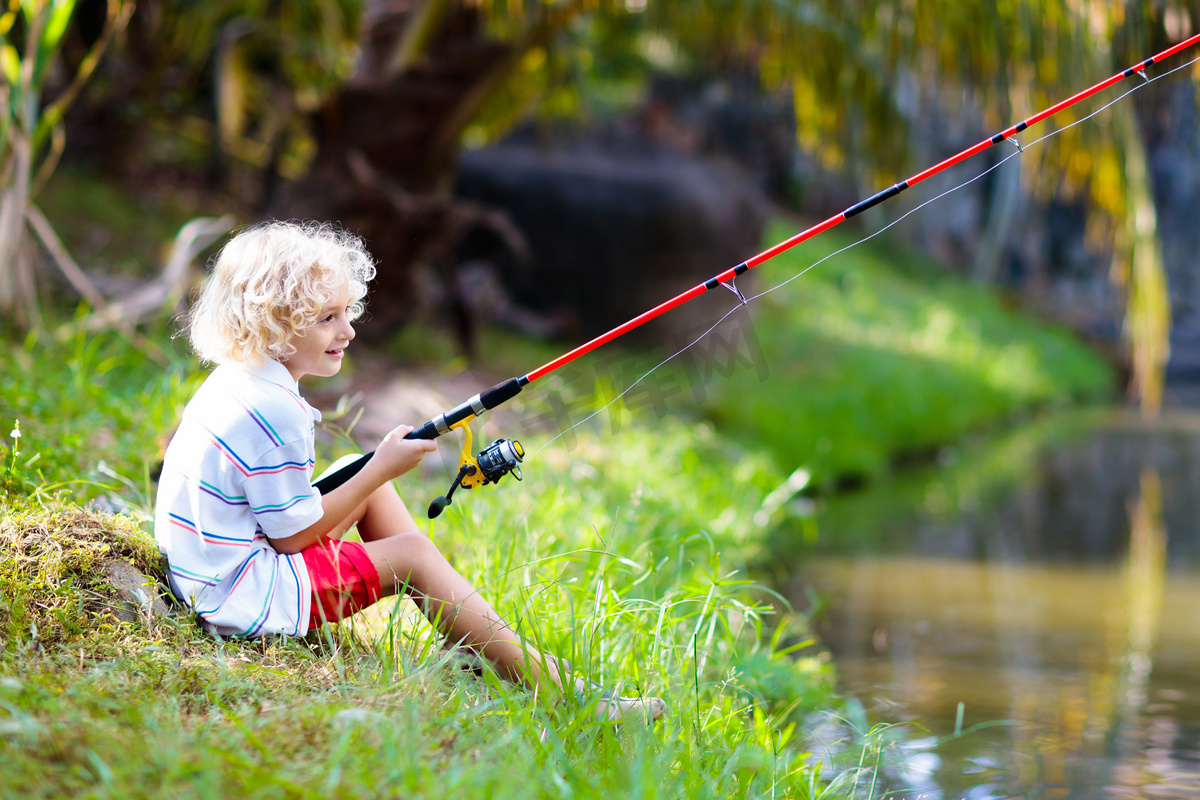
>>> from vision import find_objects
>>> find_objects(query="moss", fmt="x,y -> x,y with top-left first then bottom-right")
0,505 -> 166,648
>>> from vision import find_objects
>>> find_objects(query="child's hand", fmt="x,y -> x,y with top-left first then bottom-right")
377,424 -> 438,478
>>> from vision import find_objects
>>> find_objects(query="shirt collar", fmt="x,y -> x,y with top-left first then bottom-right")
242,359 -> 322,422
245,358 -> 299,391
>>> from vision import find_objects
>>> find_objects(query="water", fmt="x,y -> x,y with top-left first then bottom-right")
777,410 -> 1200,799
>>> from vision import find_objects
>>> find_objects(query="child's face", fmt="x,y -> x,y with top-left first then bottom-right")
282,275 -> 355,382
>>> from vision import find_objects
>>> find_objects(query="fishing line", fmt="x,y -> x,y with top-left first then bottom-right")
527,158 -> 1015,458
312,35 -> 1200,513
528,304 -> 747,457
528,50 -> 1200,459
410,46 -> 1200,655
746,51 -> 1200,307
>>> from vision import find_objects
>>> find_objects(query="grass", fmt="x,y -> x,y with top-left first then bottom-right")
0,320 -> 201,505
0,213 -> 1118,797
455,220 -> 1116,494
1,329 -> 841,799
695,220 -> 1115,489
770,408 -> 1109,555
1,498 -> 834,799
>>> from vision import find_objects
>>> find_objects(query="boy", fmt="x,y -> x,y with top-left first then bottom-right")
155,220 -> 664,721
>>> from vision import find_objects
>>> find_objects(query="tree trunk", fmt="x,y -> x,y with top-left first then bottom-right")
270,0 -> 527,341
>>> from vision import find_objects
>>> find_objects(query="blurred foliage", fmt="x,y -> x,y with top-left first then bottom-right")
699,220 -> 1114,489
480,0 -> 1186,412
387,0 -> 1179,412
72,1 -> 1195,183
8,0 -> 1191,402
80,0 -> 361,178
0,0 -> 131,325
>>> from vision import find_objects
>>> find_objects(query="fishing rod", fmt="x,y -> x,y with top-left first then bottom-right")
315,30 -> 1200,516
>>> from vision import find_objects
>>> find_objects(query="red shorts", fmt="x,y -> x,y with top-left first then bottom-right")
302,537 -> 383,629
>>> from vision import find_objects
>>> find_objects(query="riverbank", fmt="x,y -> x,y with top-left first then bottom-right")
1,327 -> 833,797
703,220 -> 1115,488
0,219 -> 1117,797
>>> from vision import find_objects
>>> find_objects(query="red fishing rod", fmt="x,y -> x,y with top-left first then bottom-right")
315,31 -> 1200,515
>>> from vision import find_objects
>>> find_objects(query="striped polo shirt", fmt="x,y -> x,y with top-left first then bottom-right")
154,359 -> 324,637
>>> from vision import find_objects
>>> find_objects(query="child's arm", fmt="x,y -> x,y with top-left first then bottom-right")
269,425 -> 437,555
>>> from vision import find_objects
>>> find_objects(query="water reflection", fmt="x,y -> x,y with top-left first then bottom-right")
780,412 -> 1200,799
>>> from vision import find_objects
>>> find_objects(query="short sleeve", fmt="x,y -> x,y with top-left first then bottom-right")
241,439 -> 324,538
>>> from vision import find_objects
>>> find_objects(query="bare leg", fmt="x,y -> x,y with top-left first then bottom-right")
340,483 -> 664,719
323,483 -> 557,684
362,529 -> 566,689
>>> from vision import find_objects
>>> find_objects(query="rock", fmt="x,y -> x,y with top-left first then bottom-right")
100,559 -> 171,624
455,142 -> 768,342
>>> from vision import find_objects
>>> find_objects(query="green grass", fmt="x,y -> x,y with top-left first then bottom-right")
462,220 -> 1116,495
0,321 -> 202,505
0,215 -> 1120,797
763,407 -> 1109,562
1,330 -> 842,799
698,220 -> 1115,489
0,495 -> 835,799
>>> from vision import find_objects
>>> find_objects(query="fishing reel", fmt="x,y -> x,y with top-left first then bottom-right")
428,418 -> 524,519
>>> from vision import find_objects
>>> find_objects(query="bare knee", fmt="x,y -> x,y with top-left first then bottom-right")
368,481 -> 401,504
357,482 -> 422,543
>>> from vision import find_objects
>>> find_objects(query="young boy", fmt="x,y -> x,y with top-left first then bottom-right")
155,220 -> 664,721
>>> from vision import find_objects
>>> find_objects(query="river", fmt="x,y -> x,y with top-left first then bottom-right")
777,410 -> 1200,799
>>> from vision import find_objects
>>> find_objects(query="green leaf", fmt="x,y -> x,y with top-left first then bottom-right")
42,0 -> 74,50
31,103 -> 59,146
0,6 -> 17,38
27,0 -> 76,90
0,42 -> 18,84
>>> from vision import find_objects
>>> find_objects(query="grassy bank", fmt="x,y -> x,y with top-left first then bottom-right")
0,215 -> 1117,797
425,220 -> 1116,493
0,329 -> 839,799
701,220 -> 1115,489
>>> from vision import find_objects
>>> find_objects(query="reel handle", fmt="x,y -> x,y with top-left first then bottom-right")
428,464 -> 472,519
428,495 -> 451,519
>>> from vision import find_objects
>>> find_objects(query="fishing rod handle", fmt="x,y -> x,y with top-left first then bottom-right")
311,377 -> 525,494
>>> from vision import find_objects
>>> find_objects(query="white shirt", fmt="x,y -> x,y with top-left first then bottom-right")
154,360 -> 324,637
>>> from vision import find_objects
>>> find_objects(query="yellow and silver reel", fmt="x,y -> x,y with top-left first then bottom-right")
428,417 -> 524,518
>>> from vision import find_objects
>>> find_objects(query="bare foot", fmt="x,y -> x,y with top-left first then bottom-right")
578,680 -> 667,722
595,693 -> 667,722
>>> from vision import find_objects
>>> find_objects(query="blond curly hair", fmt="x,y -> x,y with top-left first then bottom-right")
188,220 -> 376,367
